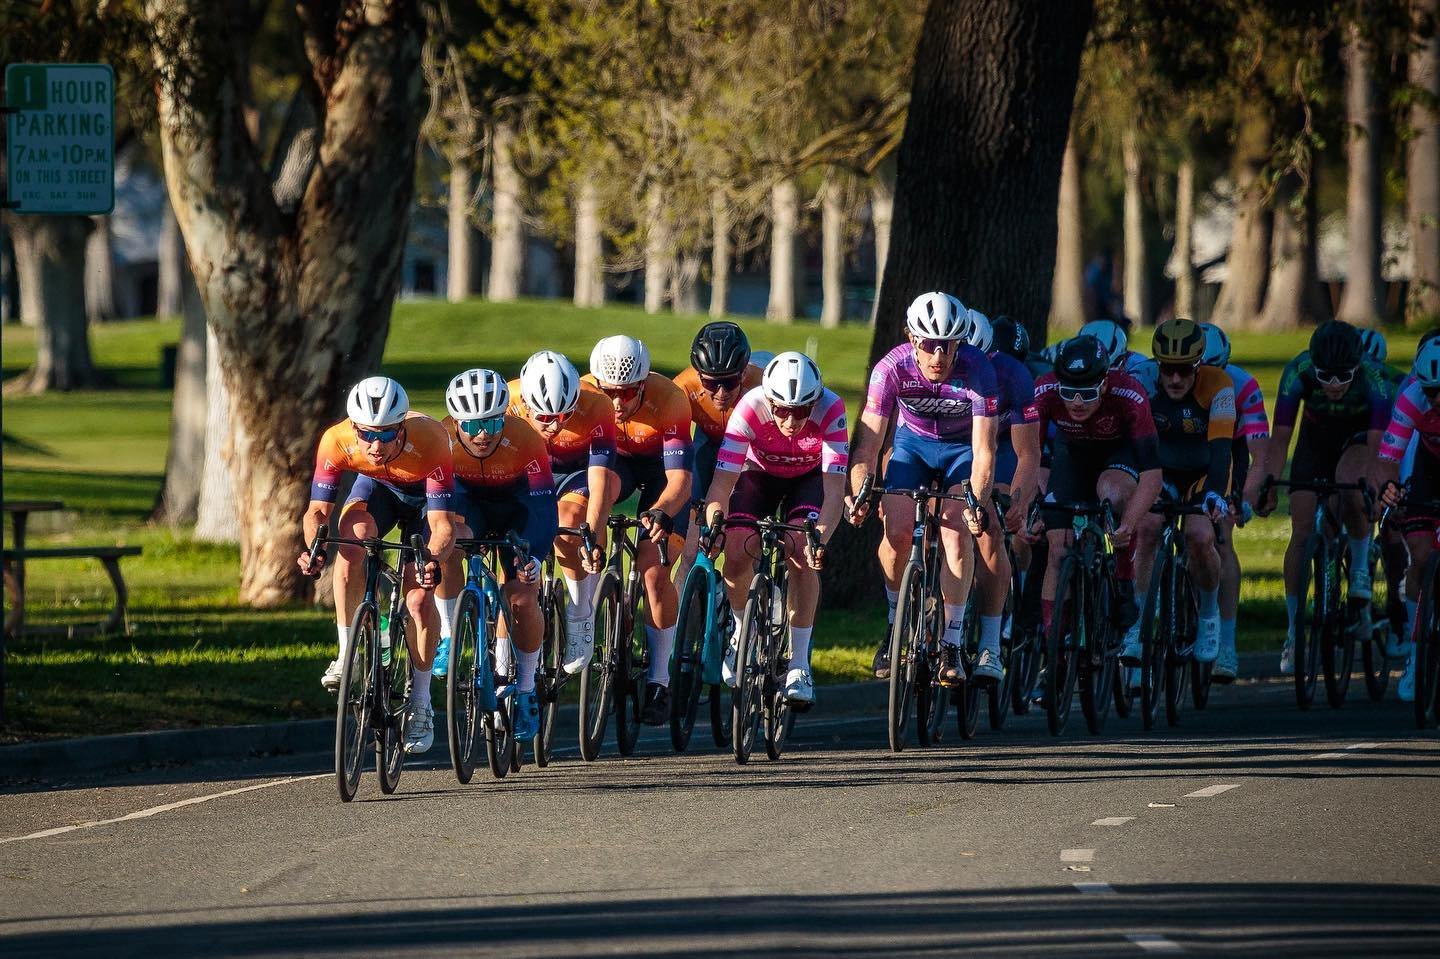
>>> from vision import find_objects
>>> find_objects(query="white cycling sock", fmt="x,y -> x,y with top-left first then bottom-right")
886,586 -> 900,625
1220,617 -> 1237,653
646,625 -> 675,686
979,615 -> 1002,655
411,668 -> 431,708
336,624 -> 350,660
731,609 -> 744,645
495,640 -> 514,680
789,626 -> 813,669
434,595 -> 457,639
1284,595 -> 1300,644
564,574 -> 598,623
516,647 -> 539,693
1348,537 -> 1371,580
1199,587 -> 1220,620
942,604 -> 965,648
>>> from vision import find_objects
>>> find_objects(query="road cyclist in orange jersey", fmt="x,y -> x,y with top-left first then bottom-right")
298,376 -> 454,755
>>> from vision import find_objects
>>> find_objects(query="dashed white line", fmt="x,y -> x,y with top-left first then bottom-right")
0,774 -> 328,845
1314,741 -> 1385,760
1127,933 -> 1183,953
1183,783 -> 1239,798
1074,881 -> 1117,896
1092,816 -> 1134,826
1060,848 -> 1095,862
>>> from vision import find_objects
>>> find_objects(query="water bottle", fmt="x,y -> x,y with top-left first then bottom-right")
378,609 -> 392,667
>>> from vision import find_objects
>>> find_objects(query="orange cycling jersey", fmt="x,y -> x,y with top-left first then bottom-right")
310,412 -> 453,509
508,378 -> 618,475
580,371 -> 693,470
444,413 -> 556,497
673,363 -> 763,442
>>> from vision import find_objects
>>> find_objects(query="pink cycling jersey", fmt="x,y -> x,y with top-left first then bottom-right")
864,342 -> 998,442
1379,379 -> 1440,462
1227,363 -> 1269,441
716,387 -> 849,479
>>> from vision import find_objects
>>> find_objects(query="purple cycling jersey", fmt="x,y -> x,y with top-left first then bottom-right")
989,351 -> 1039,436
865,342 -> 999,442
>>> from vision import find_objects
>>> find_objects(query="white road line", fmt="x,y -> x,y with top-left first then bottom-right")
1074,881 -> 1117,896
1127,933 -> 1183,953
1060,848 -> 1095,862
1183,783 -> 1239,798
1345,742 -> 1380,750
0,774 -> 328,846
1314,741 -> 1384,760
1313,752 -> 1347,760
1092,816 -> 1134,826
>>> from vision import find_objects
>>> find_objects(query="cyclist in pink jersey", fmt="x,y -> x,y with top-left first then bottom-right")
703,352 -> 849,705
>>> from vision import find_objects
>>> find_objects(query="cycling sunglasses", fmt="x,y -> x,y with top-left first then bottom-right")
913,337 -> 957,356
354,425 -> 401,444
1314,366 -> 1355,386
600,383 -> 644,402
1158,361 -> 1198,378
700,373 -> 743,393
771,401 -> 815,420
458,415 -> 506,437
532,410 -> 572,426
1057,384 -> 1103,403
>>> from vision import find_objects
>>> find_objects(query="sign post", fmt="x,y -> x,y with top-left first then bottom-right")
4,63 -> 115,215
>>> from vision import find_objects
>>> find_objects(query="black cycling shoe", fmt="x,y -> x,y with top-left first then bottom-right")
641,682 -> 670,726
939,643 -> 966,688
1114,579 -> 1139,631
872,642 -> 891,680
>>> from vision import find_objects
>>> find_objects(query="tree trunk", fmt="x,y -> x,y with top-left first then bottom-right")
868,0 -> 1092,362
1211,98 -> 1273,331
1337,22 -> 1386,327
147,0 -> 423,606
1258,174 -> 1327,332
643,182 -> 669,314
447,154 -> 479,303
4,213 -> 98,393
574,179 -> 604,308
1049,127 -> 1085,333
2,228 -> 17,324
672,253 -> 701,314
1122,127 -> 1149,327
194,323 -> 240,543
152,271 -> 208,525
488,119 -> 524,302
84,215 -> 116,323
157,201 -> 186,320
1173,157 -> 1197,319
1408,0 -> 1440,326
767,177 -> 799,323
870,153 -> 896,327
709,187 -> 731,318
821,174 -> 845,329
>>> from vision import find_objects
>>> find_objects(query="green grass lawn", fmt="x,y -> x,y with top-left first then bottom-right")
0,302 -> 1412,740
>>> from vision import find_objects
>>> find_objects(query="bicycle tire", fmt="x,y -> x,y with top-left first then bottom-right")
335,602 -> 376,803
732,576 -> 767,764
1046,554 -> 1083,736
1139,541 -> 1169,731
764,604 -> 794,761
670,568 -> 710,752
957,597 -> 981,740
446,589 -> 484,784
1322,545 -> 1356,709
1191,659 -> 1213,710
1165,566 -> 1192,729
1113,656 -> 1136,719
709,684 -> 733,747
988,564 -> 1021,731
1362,538 -> 1392,702
578,570 -> 621,761
536,580 -> 564,768
377,610 -> 410,795
1415,554 -> 1440,728
1011,618 -> 1041,716
887,561 -> 925,752
614,579 -> 646,757
1296,537 -> 1326,710
485,599 -> 517,781
1080,567 -> 1115,736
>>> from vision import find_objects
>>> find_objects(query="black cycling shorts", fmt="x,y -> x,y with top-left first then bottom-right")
1042,439 -> 1139,530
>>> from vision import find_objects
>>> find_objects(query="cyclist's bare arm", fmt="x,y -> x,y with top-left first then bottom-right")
849,408 -> 889,495
425,510 -> 456,565
1009,421 -> 1043,521
817,471 -> 847,544
1119,468 -> 1164,538
299,500 -> 335,573
968,415 -> 999,507
585,464 -> 615,553
653,467 -> 693,523
703,468 -> 740,532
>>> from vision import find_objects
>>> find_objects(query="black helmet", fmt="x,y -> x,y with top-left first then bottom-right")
1309,321 -> 1361,372
691,321 -> 751,377
991,316 -> 1029,362
1055,335 -> 1110,387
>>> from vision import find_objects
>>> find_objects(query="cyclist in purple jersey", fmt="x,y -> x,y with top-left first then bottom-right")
849,292 -> 1003,685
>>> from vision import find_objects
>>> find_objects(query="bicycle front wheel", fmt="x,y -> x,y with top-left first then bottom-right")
957,597 -> 981,740
1139,545 -> 1169,731
484,598 -> 517,780
887,561 -> 925,752
535,579 -> 565,768
1296,538 -> 1327,710
578,571 -> 621,761
1322,554 -> 1356,710
377,613 -> 411,795
1362,538 -> 1392,702
1164,570 -> 1192,729
732,578 -> 767,764
446,589 -> 484,784
335,602 -> 376,803
614,581 -> 646,757
989,563 -> 1021,731
1046,555 -> 1083,736
1079,572 -> 1115,736
670,567 -> 710,752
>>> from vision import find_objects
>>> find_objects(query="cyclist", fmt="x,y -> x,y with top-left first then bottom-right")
975,314 -> 1042,534
508,350 -> 618,674
673,321 -> 762,583
583,335 -> 694,724
704,352 -> 849,704
1375,338 -> 1440,701
1080,318 -> 1149,375
1259,321 -> 1390,674
1198,322 -> 1270,681
299,376 -> 453,755
433,370 -> 557,741
1130,319 -> 1234,664
1360,328 -> 1406,401
1032,335 -> 1163,645
849,292 -> 1000,686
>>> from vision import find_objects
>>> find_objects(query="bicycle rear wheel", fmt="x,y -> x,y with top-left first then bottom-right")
614,582 -> 646,757
1362,538 -> 1392,702
886,562 -> 925,752
732,579 -> 767,764
764,623 -> 794,760
485,602 -> 517,780
1080,572 -> 1115,736
578,570 -> 620,761
957,598 -> 981,740
670,568 -> 710,752
335,603 -> 376,803
1045,555 -> 1083,736
535,580 -> 564,768
378,614 -> 411,794
1296,539 -> 1327,710
446,589 -> 484,784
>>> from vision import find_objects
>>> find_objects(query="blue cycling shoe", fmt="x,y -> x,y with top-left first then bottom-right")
513,690 -> 540,740
432,635 -> 451,679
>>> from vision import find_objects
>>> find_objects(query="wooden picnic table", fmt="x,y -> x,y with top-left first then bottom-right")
2,500 -> 62,725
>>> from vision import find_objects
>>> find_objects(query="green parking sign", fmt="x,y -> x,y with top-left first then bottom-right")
5,63 -> 115,215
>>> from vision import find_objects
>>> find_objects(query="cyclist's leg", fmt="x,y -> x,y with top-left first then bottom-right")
778,472 -> 826,700
430,490 -> 473,677
1095,448 -> 1140,619
1400,527 -> 1436,701
1128,482 -> 1169,663
718,471 -> 775,684
880,434 -> 928,624
675,430 -> 719,584
1039,440 -> 1097,635
554,471 -> 601,673
633,459 -> 683,706
1283,431 -> 1330,668
1182,479 -> 1223,661
1336,434 -> 1376,599
1216,440 -> 1247,676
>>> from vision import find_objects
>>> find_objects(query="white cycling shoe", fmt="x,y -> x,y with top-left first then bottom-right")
784,667 -> 815,704
721,640 -> 738,687
321,658 -> 344,693
1279,639 -> 1295,676
1213,642 -> 1238,682
973,647 -> 1004,682
1349,566 -> 1372,602
404,702 -> 435,755
1398,649 -> 1418,702
562,619 -> 594,675
1119,622 -> 1143,666
1196,615 -> 1221,663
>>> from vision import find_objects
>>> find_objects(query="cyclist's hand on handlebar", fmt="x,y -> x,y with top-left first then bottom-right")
297,550 -> 325,577
1380,480 -> 1403,509
1256,478 -> 1278,517
415,559 -> 442,590
962,504 -> 989,537
581,545 -> 603,575
1202,491 -> 1230,523
1111,521 -> 1135,550
1003,499 -> 1024,535
639,509 -> 672,545
804,542 -> 826,571
844,493 -> 871,526
515,554 -> 541,584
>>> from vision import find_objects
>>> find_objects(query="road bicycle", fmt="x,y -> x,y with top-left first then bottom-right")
1042,501 -> 1122,736
962,490 -> 1028,736
1381,489 -> 1440,728
533,523 -> 599,768
670,501 -> 733,751
306,525 -> 423,803
577,514 -> 667,760
723,513 -> 821,764
1261,478 -> 1373,710
446,532 -> 528,784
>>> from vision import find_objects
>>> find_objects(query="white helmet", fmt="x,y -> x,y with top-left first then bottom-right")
520,350 -> 580,416
967,309 -> 994,353
762,351 -> 824,406
906,292 -> 970,341
590,334 -> 650,386
1413,339 -> 1440,388
1079,319 -> 1128,367
347,376 -> 409,428
1358,327 -> 1387,364
445,368 -> 509,420
1200,322 -> 1231,368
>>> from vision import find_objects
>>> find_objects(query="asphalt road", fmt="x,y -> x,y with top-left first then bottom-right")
2,678 -> 1437,957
